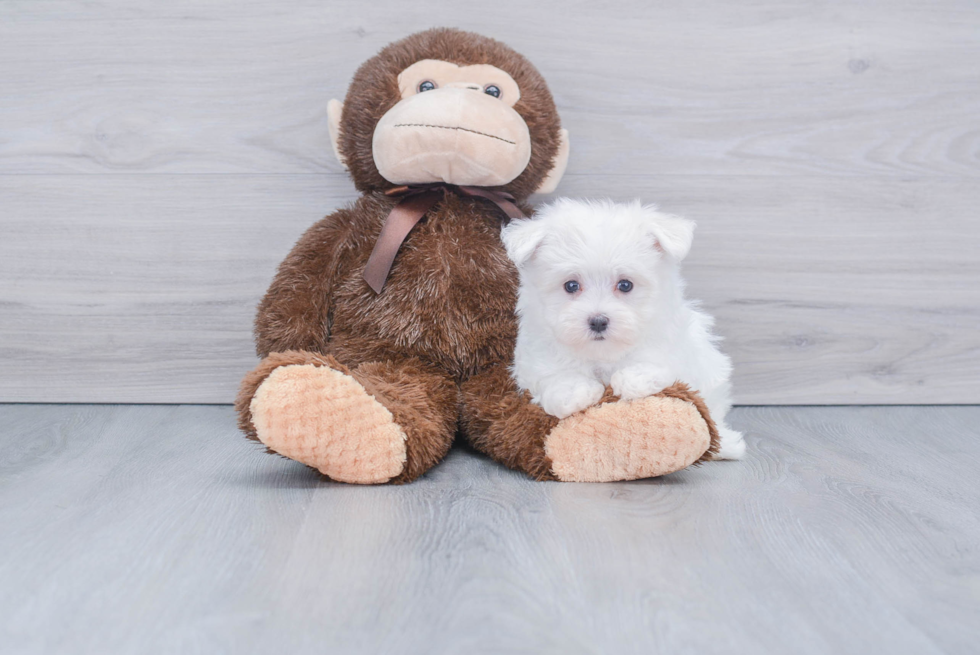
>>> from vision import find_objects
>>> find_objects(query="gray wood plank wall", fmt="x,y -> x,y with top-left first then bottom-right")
1,0 -> 978,404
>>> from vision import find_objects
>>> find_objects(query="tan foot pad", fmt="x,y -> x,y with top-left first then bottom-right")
545,395 -> 711,482
250,364 -> 407,484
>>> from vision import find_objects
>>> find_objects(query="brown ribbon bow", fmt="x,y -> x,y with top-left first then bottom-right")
362,184 -> 526,293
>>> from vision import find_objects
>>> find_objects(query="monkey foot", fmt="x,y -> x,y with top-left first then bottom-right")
545,394 -> 712,482
249,364 -> 407,484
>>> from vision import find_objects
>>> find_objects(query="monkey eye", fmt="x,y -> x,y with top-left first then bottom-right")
417,80 -> 437,93
484,84 -> 501,98
564,280 -> 581,294
616,279 -> 634,293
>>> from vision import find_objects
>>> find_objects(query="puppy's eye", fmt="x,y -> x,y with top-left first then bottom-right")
484,84 -> 501,98
564,280 -> 581,294
616,280 -> 633,293
418,80 -> 436,93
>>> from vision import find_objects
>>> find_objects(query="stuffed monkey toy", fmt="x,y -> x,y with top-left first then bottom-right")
236,28 -> 718,484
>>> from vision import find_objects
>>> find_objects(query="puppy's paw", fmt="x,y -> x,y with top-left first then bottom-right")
610,365 -> 672,400
714,427 -> 746,460
538,378 -> 606,419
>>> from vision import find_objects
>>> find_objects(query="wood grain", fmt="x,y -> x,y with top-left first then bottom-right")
0,0 -> 977,177
1,0 -> 978,403
1,174 -> 977,404
0,404 -> 977,653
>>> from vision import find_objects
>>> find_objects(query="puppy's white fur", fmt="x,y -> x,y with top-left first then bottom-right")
501,198 -> 745,460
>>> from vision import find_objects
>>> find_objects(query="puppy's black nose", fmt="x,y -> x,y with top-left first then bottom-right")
589,314 -> 609,333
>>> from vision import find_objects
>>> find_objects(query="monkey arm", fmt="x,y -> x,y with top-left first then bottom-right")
253,207 -> 357,357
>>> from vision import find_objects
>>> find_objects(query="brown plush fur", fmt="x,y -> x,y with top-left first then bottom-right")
459,363 -> 560,481
459,371 -> 720,482
237,350 -> 458,484
338,28 -> 562,201
237,28 -> 715,483
254,192 -> 524,378
350,359 -> 459,485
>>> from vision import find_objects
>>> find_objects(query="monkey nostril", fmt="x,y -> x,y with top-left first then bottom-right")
588,315 -> 609,333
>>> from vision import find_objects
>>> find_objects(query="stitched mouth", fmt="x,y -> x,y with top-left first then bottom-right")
392,123 -> 516,145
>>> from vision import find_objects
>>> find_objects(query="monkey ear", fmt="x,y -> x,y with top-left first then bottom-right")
646,209 -> 696,261
501,217 -> 549,267
533,128 -> 569,195
327,99 -> 347,169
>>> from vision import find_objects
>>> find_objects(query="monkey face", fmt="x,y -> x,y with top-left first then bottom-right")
371,60 -> 532,187
330,29 -> 569,200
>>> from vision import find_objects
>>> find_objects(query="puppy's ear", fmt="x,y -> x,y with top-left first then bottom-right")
646,210 -> 695,261
501,218 -> 548,267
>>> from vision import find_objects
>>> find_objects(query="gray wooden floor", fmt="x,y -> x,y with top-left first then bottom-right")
0,406 -> 977,654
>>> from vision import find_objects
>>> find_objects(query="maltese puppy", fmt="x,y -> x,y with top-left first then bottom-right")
501,198 -> 745,460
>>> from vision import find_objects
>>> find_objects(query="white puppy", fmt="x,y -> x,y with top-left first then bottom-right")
501,198 -> 745,460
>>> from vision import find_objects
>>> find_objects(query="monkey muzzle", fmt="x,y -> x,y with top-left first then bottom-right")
372,87 -> 532,187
